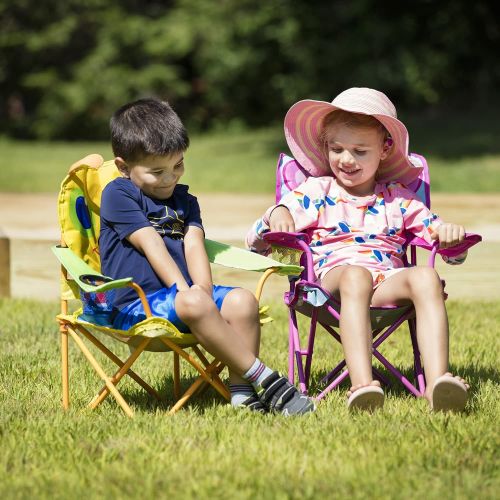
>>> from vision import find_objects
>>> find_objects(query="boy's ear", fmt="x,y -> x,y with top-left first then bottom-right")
115,157 -> 130,178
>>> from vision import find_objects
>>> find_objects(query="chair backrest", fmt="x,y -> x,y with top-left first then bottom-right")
275,152 -> 431,209
58,155 -> 120,273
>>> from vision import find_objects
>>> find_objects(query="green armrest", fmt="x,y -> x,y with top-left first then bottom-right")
53,240 -> 303,294
52,246 -> 133,293
204,239 -> 302,276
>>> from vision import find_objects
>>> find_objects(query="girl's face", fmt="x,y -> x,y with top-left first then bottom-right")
325,124 -> 389,196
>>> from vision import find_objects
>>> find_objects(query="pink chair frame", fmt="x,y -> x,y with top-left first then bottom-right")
264,153 -> 481,400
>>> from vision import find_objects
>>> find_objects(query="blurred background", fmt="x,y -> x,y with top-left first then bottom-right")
1,0 -> 499,139
0,0 -> 499,300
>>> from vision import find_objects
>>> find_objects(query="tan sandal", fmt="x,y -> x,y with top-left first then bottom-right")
431,375 -> 468,412
347,385 -> 384,412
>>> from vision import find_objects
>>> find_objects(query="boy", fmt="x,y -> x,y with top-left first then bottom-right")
99,98 -> 315,416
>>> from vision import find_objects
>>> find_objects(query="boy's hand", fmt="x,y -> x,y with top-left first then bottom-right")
269,205 -> 296,232
430,223 -> 465,249
190,283 -> 212,296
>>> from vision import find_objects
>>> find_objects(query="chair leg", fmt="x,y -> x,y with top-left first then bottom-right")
67,327 -> 134,417
167,360 -> 223,414
191,346 -> 227,391
290,308 -> 308,393
61,329 -> 70,410
288,310 -> 297,385
372,348 -> 421,397
159,338 -> 230,401
409,318 -> 426,396
89,337 -> 151,409
76,326 -> 161,401
194,362 -> 225,399
173,352 -> 181,401
372,366 -> 391,388
316,368 -> 350,401
304,308 -> 318,389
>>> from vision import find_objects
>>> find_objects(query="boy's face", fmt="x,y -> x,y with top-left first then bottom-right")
116,152 -> 185,200
325,124 -> 389,196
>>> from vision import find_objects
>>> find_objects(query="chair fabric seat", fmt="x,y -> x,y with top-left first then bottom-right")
58,312 -> 198,352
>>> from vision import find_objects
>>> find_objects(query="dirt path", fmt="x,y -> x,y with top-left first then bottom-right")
1,192 -> 499,301
1,192 -> 499,241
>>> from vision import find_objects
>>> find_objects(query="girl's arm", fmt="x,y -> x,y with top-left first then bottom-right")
127,226 -> 190,291
184,225 -> 213,295
246,177 -> 327,252
398,186 -> 467,263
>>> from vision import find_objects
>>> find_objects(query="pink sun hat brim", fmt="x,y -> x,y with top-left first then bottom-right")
284,87 -> 422,185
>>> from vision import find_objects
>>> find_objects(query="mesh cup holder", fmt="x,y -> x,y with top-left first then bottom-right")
271,245 -> 303,266
79,275 -> 116,321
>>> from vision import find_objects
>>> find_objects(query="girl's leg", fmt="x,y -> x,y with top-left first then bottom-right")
322,265 -> 379,390
372,266 -> 468,404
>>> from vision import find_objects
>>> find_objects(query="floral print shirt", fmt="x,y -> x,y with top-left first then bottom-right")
246,177 -> 457,279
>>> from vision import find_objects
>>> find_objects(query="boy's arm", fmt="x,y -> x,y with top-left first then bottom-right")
184,225 -> 213,295
127,226 -> 190,291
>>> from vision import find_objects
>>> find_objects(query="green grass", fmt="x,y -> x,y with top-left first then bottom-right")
1,111 -> 500,193
1,298 -> 498,499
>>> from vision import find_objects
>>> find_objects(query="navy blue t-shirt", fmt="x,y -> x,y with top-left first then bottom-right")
99,178 -> 203,310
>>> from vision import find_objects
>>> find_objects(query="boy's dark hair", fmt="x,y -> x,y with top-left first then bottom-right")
110,98 -> 189,163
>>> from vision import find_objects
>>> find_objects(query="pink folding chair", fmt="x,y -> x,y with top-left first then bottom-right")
260,153 -> 481,401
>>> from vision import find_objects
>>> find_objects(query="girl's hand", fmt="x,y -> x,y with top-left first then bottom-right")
269,205 -> 296,232
430,223 -> 465,249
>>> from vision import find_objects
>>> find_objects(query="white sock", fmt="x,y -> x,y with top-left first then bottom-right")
229,383 -> 254,407
243,358 -> 274,388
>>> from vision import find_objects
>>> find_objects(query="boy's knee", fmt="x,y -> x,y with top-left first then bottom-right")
176,289 -> 216,322
339,266 -> 373,295
223,288 -> 259,319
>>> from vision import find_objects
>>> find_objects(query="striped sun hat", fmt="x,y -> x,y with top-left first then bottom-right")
284,87 -> 422,185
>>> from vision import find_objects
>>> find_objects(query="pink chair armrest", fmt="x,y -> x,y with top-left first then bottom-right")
408,232 -> 482,257
263,231 -> 311,249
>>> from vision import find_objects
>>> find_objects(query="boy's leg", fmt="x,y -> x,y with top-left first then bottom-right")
219,288 -> 266,410
175,288 -> 256,374
219,288 -> 261,385
175,287 -> 315,415
372,266 -> 468,408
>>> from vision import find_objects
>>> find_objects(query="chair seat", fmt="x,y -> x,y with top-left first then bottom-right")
58,312 -> 198,352
289,297 -> 414,330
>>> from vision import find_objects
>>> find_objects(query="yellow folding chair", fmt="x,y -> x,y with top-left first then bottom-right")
53,155 -> 301,417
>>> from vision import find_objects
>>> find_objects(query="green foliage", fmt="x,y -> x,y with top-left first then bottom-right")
1,1 -> 499,139
0,298 -> 499,498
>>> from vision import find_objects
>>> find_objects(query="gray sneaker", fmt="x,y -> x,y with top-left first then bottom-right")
238,392 -> 267,413
257,371 -> 316,416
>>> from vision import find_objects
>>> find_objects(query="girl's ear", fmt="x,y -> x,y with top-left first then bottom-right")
380,138 -> 393,161
115,157 -> 130,178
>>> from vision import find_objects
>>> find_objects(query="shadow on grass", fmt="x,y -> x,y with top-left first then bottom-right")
307,363 -> 499,400
119,374 -> 228,413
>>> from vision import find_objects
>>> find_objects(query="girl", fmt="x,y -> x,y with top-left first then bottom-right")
247,87 -> 470,412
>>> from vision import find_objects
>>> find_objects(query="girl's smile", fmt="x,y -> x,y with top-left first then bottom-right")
326,124 -> 389,196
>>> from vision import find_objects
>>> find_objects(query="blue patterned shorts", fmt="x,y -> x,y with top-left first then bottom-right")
112,283 -> 235,332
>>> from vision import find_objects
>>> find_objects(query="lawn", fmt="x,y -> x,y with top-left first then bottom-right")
1,298 -> 498,499
1,106 -> 500,194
